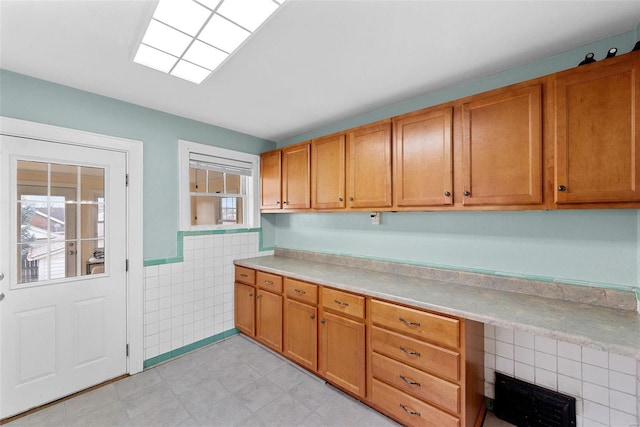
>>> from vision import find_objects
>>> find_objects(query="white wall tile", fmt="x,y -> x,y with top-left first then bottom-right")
610,408 -> 638,427
558,341 -> 582,362
514,330 -> 535,349
496,341 -> 514,359
584,383 -> 609,406
610,370 -> 637,395
495,326 -> 514,344
535,367 -> 557,390
515,361 -> 535,383
558,374 -> 582,397
515,346 -> 535,366
583,364 -> 609,387
610,390 -> 637,415
484,323 -> 494,338
610,353 -> 637,376
583,400 -> 610,425
535,351 -> 557,372
559,357 -> 582,380
496,356 -> 514,376
535,336 -> 557,355
583,347 -> 609,368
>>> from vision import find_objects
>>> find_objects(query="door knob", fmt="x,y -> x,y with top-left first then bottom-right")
0,293 -> 4,302
0,272 -> 4,281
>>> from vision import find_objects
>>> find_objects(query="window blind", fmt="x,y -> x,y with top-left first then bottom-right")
189,153 -> 253,177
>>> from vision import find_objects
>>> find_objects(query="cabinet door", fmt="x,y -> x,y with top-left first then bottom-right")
462,84 -> 542,205
234,282 -> 255,337
555,57 -> 640,203
284,298 -> 317,371
256,289 -> 283,352
312,133 -> 346,209
319,311 -> 365,397
347,121 -> 392,208
394,107 -> 453,207
260,150 -> 282,209
282,143 -> 311,209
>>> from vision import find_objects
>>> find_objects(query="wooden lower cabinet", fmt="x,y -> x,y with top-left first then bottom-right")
234,266 -> 485,427
283,298 -> 317,370
234,282 -> 255,336
255,288 -> 283,352
319,310 -> 366,397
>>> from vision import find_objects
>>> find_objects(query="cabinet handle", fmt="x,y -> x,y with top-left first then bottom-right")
294,289 -> 306,295
463,190 -> 471,196
264,280 -> 273,285
240,274 -> 248,278
400,375 -> 421,387
399,346 -> 421,357
320,319 -> 326,325
399,404 -> 421,417
338,197 -> 344,202
444,191 -> 451,197
558,185 -> 567,191
399,317 -> 420,327
334,299 -> 349,307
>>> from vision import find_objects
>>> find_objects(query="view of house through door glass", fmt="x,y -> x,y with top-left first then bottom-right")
17,161 -> 106,284
0,135 -> 127,420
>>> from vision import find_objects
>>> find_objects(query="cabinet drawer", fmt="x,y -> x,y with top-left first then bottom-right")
256,271 -> 283,293
371,326 -> 460,382
284,278 -> 318,305
371,379 -> 460,427
235,266 -> 255,285
321,288 -> 365,320
371,352 -> 460,414
371,299 -> 459,348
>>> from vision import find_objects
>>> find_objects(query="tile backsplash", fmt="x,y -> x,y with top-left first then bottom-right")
142,232 -> 271,361
485,324 -> 639,427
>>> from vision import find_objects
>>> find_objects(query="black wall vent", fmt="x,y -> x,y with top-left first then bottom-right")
494,372 -> 576,427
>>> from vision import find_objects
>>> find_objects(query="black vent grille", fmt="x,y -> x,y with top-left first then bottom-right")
494,372 -> 576,427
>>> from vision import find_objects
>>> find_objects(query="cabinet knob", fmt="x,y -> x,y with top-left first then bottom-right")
444,191 -> 451,197
338,197 -> 343,202
310,314 -> 315,320
320,319 -> 326,325
283,201 -> 289,205
463,191 -> 471,196
349,197 -> 354,201
276,201 -> 280,205
558,185 -> 567,192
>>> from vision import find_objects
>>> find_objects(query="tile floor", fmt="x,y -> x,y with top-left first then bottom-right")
6,335 -> 510,427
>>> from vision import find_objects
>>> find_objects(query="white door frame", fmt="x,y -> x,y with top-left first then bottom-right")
0,116 -> 144,377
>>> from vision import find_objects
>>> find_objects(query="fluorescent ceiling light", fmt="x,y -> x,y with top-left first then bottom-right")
217,0 -> 279,32
153,0 -> 211,37
133,0 -> 285,84
184,40 -> 229,71
199,14 -> 250,53
133,44 -> 177,73
171,60 -> 211,84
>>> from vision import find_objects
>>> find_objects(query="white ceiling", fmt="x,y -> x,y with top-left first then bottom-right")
1,1 -> 639,142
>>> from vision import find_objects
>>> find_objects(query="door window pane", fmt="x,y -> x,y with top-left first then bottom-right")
15,160 -> 106,284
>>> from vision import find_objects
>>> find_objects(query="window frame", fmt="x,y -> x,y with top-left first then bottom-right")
178,140 -> 260,231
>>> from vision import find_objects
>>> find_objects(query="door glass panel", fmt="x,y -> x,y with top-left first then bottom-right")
80,167 -> 104,202
15,160 -> 106,284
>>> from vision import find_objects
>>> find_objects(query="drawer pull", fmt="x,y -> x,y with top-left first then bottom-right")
399,346 -> 421,357
240,273 -> 248,278
399,404 -> 421,417
264,280 -> 274,285
334,299 -> 349,307
399,375 -> 421,387
399,317 -> 421,327
294,289 -> 306,295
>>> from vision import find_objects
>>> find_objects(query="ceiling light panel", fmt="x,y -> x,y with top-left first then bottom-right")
142,19 -> 192,57
184,40 -> 229,71
199,14 -> 250,53
133,0 -> 285,83
217,0 -> 279,32
153,0 -> 211,37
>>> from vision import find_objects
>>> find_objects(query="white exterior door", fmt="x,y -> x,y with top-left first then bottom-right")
0,135 -> 128,419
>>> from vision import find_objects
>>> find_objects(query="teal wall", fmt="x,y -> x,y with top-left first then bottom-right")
0,70 -> 277,260
275,24 -> 640,290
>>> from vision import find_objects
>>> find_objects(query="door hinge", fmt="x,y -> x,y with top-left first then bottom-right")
126,259 -> 129,272
126,343 -> 130,357
125,174 -> 129,186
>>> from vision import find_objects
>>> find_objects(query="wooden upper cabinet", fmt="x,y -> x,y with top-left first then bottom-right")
347,120 -> 392,208
312,133 -> 346,209
462,83 -> 543,206
393,107 -> 453,207
282,143 -> 311,209
554,55 -> 640,204
260,150 -> 282,209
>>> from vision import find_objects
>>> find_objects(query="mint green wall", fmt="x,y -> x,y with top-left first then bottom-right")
0,70 -> 277,260
275,24 -> 640,289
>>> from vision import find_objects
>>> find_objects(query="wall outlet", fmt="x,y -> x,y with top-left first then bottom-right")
370,212 -> 381,225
